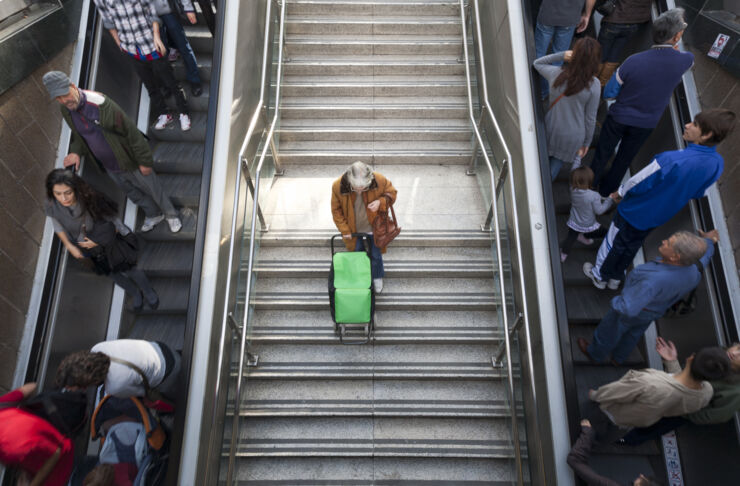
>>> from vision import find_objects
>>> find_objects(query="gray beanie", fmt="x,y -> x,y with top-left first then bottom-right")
42,71 -> 71,99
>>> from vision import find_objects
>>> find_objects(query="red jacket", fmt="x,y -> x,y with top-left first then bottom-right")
0,389 -> 74,486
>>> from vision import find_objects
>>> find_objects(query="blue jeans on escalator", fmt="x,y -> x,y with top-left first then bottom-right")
534,22 -> 576,100
587,306 -> 664,364
160,13 -> 202,86
355,236 -> 384,280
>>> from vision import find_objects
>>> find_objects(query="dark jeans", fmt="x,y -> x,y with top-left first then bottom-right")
586,401 -> 629,444
598,21 -> 640,63
560,227 -> 607,255
599,211 -> 653,282
161,13 -> 201,85
128,55 -> 188,116
621,416 -> 689,445
590,114 -> 653,197
587,306 -> 663,363
110,267 -> 155,300
197,0 -> 216,35
354,236 -> 384,280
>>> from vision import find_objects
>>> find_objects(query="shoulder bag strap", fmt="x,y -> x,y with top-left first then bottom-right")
108,356 -> 152,392
549,92 -> 566,110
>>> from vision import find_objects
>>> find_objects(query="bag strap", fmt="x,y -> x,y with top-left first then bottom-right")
549,92 -> 566,110
108,356 -> 152,392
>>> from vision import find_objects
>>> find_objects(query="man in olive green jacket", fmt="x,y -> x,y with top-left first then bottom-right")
43,70 -> 181,233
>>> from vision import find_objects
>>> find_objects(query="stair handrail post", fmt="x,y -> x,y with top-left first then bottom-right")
471,0 -> 546,482
226,0 -> 287,483
458,1 -> 523,484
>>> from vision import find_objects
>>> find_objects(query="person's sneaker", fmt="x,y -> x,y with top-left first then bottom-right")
577,234 -> 594,245
168,48 -> 179,61
191,83 -> 203,97
141,214 -> 165,232
607,279 -> 621,290
179,113 -> 191,131
560,250 -> 568,263
583,262 -> 607,290
373,278 -> 383,294
154,114 -> 173,130
167,216 -> 182,233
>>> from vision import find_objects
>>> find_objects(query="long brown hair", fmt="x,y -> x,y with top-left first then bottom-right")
45,169 -> 118,221
553,37 -> 601,97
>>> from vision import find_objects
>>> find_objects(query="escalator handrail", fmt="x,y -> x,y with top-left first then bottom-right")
223,0 -> 287,483
469,0 -> 546,480
458,0 -> 524,482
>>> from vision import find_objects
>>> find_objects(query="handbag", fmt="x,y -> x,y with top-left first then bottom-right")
371,193 -> 401,249
595,0 -> 618,17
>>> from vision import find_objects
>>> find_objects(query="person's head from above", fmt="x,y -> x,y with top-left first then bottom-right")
43,71 -> 81,110
46,169 -> 118,217
658,231 -> 707,266
689,346 -> 730,382
83,464 -> 115,486
570,166 -> 594,190
346,161 -> 373,193
55,351 -> 110,389
683,108 -> 737,146
554,36 -> 601,96
632,474 -> 662,486
652,8 -> 688,45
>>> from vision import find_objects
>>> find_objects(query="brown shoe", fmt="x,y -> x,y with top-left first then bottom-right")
577,338 -> 596,363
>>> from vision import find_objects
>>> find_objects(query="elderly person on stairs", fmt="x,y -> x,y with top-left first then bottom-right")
331,161 -> 397,293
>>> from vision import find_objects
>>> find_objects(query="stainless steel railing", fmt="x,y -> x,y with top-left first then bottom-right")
459,0 -> 545,482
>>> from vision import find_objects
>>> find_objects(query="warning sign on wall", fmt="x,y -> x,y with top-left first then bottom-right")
708,33 -> 730,59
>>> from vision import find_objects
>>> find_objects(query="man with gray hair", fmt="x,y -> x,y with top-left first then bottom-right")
590,8 -> 693,197
578,229 -> 719,365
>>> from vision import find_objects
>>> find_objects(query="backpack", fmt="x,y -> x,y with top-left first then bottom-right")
0,388 -> 91,438
91,395 -> 166,450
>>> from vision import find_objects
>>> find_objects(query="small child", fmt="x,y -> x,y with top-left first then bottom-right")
561,167 -> 616,262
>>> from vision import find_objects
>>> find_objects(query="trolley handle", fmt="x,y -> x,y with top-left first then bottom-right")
331,233 -> 371,255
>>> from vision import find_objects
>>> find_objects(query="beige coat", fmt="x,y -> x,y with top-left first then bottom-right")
590,366 -> 713,428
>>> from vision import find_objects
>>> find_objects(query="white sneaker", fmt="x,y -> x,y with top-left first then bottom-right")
141,214 -> 165,232
607,279 -> 621,290
583,262 -> 606,290
167,216 -> 182,233
167,48 -> 179,62
373,278 -> 383,294
179,113 -> 191,131
560,250 -> 568,263
154,114 -> 173,130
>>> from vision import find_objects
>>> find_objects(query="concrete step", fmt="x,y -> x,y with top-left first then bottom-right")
259,229 -> 492,247
280,76 -> 467,97
249,309 -> 499,344
277,140 -> 472,164
286,0 -> 460,17
259,244 -> 494,262
285,16 -> 461,36
278,117 -> 471,141
233,378 -> 507,417
137,240 -> 194,277
254,258 -> 495,278
151,142 -> 204,174
285,33 -> 463,55
283,55 -> 465,76
149,111 -> 207,143
227,456 -> 518,484
280,95 -> 468,119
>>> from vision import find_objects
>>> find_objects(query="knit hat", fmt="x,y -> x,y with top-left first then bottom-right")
346,161 -> 373,190
42,71 -> 71,99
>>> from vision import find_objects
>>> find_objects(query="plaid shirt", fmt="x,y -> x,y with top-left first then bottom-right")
93,0 -> 159,57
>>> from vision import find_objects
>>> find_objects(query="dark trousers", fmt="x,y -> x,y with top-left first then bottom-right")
560,227 -> 607,255
621,416 -> 688,445
586,401 -> 629,444
128,55 -> 188,116
590,114 -> 653,197
599,211 -> 653,282
161,13 -> 201,85
197,0 -> 216,35
598,21 -> 640,63
110,267 -> 155,300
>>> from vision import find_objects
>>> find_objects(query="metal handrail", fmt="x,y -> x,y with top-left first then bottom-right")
469,0 -> 545,480
224,0 -> 287,483
457,1 -> 523,482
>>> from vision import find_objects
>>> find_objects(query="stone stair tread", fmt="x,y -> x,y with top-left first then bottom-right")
253,309 -> 498,329
282,95 -> 468,105
259,245 -> 491,260
279,117 -> 470,128
279,140 -> 470,152
259,228 -> 492,247
137,240 -> 194,276
255,276 -> 496,293
286,54 -> 463,63
282,74 -> 467,84
286,33 -> 462,42
152,142 -> 205,174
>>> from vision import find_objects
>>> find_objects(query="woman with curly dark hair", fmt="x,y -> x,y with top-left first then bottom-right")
534,36 -> 602,180
45,169 -> 158,310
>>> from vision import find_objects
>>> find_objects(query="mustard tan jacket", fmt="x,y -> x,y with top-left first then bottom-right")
331,171 -> 397,253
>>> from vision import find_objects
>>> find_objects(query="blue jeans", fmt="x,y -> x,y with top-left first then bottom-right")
549,156 -> 566,181
597,211 -> 653,282
534,22 -> 576,99
161,13 -> 201,85
355,236 -> 384,280
598,21 -> 640,63
588,306 -> 663,363
590,114 -> 653,197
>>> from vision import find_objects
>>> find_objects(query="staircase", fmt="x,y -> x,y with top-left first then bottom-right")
125,21 -> 214,350
223,0 -> 523,482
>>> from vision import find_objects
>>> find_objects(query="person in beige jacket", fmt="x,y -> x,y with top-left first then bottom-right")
587,343 -> 729,441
